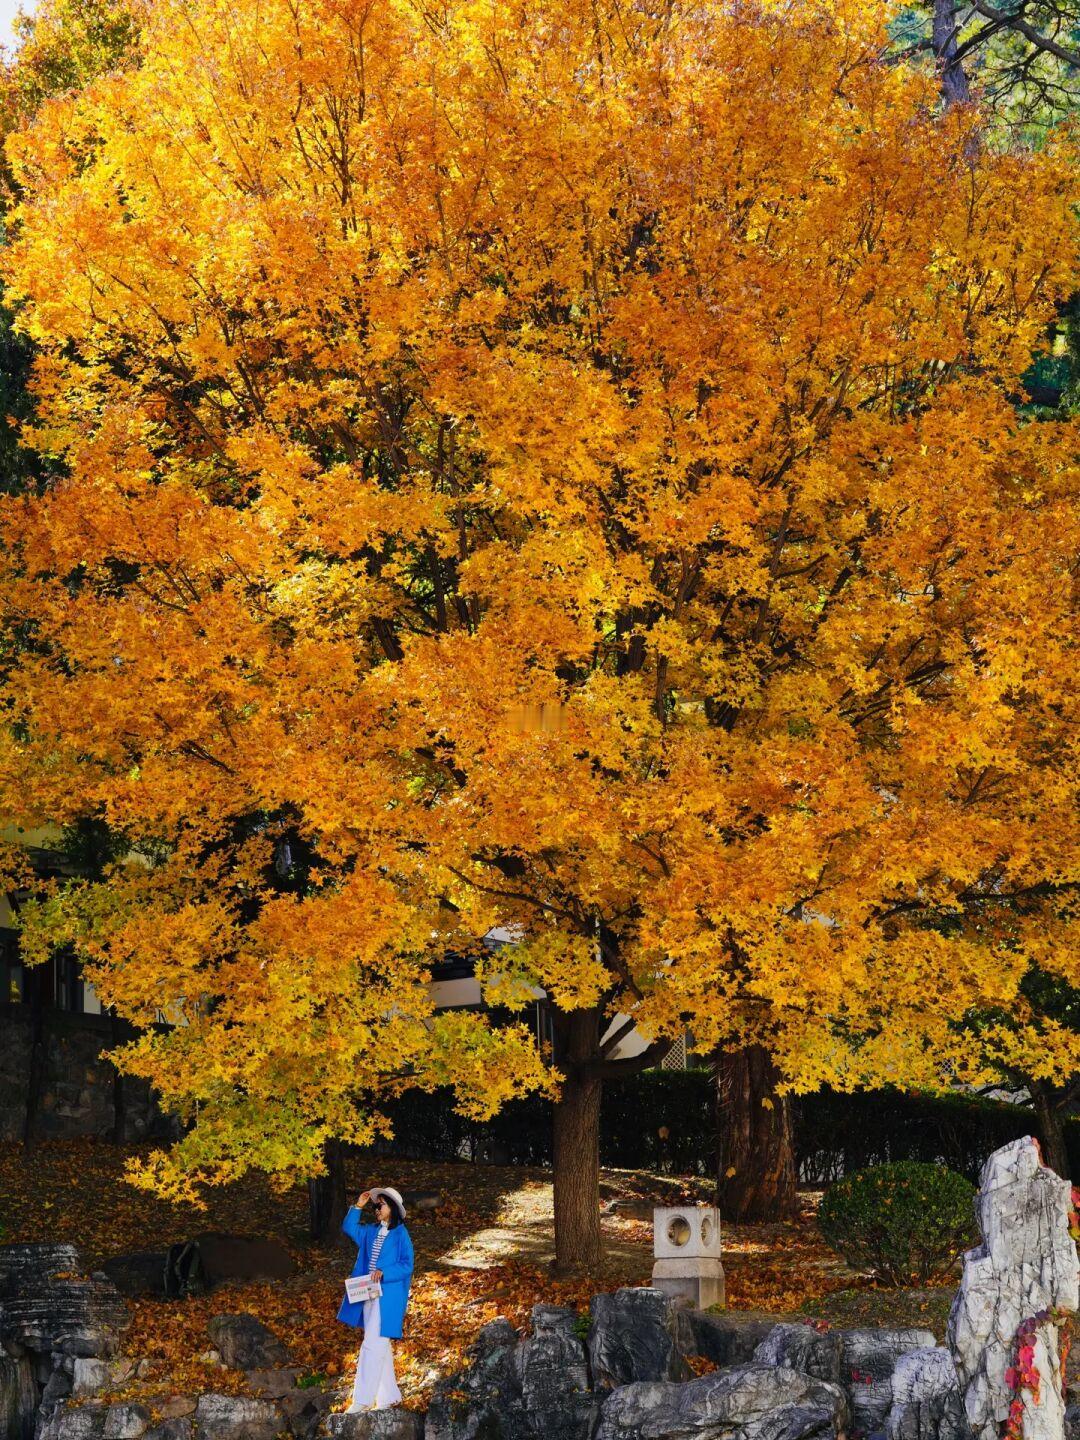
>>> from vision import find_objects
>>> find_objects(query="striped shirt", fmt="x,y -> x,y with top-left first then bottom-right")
370,1223 -> 389,1272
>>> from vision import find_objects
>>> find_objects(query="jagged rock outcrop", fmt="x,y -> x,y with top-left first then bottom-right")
839,1327 -> 938,1434
425,1308 -> 594,1440
0,1245 -> 128,1358
326,1412 -> 422,1440
753,1324 -> 843,1385
948,1137 -> 1079,1440
593,1362 -> 850,1440
206,1315 -> 290,1371
589,1289 -> 689,1390
0,1353 -> 36,1440
192,1394 -> 289,1440
673,1308 -> 778,1368
885,1347 -> 968,1440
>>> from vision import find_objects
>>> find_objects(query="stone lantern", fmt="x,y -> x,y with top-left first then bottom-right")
651,1204 -> 725,1309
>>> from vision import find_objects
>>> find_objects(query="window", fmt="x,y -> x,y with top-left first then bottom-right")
55,951 -> 84,1012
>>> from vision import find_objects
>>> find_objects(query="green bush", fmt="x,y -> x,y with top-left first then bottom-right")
817,1161 -> 979,1286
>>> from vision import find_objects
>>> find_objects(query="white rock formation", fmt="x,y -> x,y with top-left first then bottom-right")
948,1136 -> 1079,1440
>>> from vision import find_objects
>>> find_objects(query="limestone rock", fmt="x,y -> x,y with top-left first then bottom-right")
838,1327 -> 937,1434
947,1137 -> 1079,1440
0,1353 -> 36,1440
155,1397 -> 197,1420
589,1289 -> 689,1390
37,1404 -> 109,1440
754,1324 -> 843,1384
885,1347 -> 968,1440
673,1310 -> 778,1368
276,1384 -> 334,1439
102,1402 -> 151,1439
326,1412 -> 422,1440
206,1315 -> 290,1370
594,1362 -> 851,1440
41,1365 -> 74,1411
143,1421 -> 192,1440
247,1368 -> 302,1398
72,1360 -> 110,1398
424,1320 -> 520,1440
191,1394 -> 288,1440
511,1305 -> 595,1440
0,1246 -> 128,1358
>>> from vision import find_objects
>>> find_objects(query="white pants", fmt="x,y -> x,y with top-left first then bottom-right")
347,1298 -> 401,1411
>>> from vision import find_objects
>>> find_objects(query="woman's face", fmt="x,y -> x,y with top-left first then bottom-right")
375,1197 -> 391,1222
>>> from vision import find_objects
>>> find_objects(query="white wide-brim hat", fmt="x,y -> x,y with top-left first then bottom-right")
371,1185 -> 406,1218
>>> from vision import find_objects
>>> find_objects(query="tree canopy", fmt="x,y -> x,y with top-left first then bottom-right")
0,0 -> 1078,1265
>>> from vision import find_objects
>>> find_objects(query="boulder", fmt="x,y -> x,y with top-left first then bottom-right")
425,1319 -> 521,1440
594,1362 -> 850,1440
589,1289 -> 689,1389
155,1398 -> 197,1420
0,1353 -> 36,1440
247,1368 -> 302,1398
37,1404 -> 109,1440
885,1347 -> 968,1440
143,1422 -> 192,1440
276,1385 -> 335,1439
206,1315 -> 290,1370
98,1254 -> 169,1299
72,1359 -> 111,1397
102,1403 -> 152,1439
511,1305 -> 595,1440
673,1309 -> 778,1368
754,1324 -> 843,1385
425,1309 -> 594,1440
0,1245 -> 128,1358
838,1327 -> 937,1434
190,1235 -> 297,1286
948,1136 -> 1079,1440
41,1365 -> 74,1409
191,1395 -> 288,1440
325,1412 -> 422,1440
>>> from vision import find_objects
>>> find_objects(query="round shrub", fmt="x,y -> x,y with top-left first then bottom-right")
818,1161 -> 978,1286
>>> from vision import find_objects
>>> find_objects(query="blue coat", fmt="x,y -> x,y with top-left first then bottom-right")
336,1209 -> 414,1340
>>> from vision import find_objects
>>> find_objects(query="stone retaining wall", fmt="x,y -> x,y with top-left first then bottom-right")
0,1006 -> 171,1143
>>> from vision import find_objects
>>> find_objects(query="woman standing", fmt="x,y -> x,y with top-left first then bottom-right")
337,1186 -> 414,1412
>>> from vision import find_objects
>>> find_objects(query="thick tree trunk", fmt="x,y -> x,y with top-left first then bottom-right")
1031,1080 -> 1071,1179
715,1044 -> 798,1222
552,1006 -> 603,1275
308,1138 -> 348,1243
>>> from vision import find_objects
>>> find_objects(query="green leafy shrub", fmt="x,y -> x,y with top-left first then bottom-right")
818,1161 -> 978,1286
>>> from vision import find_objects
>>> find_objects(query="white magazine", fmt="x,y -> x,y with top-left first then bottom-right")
345,1272 -> 383,1304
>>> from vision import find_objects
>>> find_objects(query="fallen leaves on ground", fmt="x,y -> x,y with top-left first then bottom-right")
0,1140 -> 867,1409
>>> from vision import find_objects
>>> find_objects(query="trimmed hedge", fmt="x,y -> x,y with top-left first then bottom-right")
367,1071 -> 1080,1182
818,1162 -> 979,1285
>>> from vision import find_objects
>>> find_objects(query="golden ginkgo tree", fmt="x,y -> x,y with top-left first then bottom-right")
0,0 -> 1078,1270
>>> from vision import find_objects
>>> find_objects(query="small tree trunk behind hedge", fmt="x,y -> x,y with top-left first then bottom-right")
715,1044 -> 798,1222
1031,1080 -> 1072,1180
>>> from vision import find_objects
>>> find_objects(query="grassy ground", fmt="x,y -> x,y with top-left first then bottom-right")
0,1139 -> 956,1408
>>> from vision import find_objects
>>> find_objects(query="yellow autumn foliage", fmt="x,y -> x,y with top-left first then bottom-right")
0,0 -> 1076,1211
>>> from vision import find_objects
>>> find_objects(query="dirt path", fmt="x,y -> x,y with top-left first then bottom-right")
437,1178 -> 654,1280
